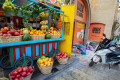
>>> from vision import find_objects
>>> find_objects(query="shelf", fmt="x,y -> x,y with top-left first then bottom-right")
0,38 -> 64,47
28,21 -> 40,23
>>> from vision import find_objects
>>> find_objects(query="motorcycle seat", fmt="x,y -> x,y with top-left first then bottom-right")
112,48 -> 120,55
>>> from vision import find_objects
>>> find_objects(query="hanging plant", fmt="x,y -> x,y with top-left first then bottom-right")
19,3 -> 33,28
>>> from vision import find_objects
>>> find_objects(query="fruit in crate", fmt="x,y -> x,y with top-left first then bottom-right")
48,30 -> 61,35
56,52 -> 68,59
41,56 -> 46,59
22,34 -> 31,41
39,12 -> 45,17
50,27 -> 54,30
20,28 -> 25,32
45,34 -> 51,39
0,27 -> 23,37
10,66 -> 33,80
23,28 -> 29,34
40,20 -> 48,25
45,12 -> 49,17
29,29 -> 44,35
41,25 -> 48,30
28,26 -> 33,31
37,56 -> 53,66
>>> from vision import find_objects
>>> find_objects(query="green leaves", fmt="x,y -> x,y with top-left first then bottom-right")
53,10 -> 57,25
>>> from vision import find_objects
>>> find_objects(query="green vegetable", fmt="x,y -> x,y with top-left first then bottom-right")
41,56 -> 46,59
22,34 -> 31,41
45,34 -> 51,39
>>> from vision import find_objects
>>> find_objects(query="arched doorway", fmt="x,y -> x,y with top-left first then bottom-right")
73,0 -> 91,45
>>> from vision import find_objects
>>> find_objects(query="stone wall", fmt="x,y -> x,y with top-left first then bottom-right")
89,0 -> 118,38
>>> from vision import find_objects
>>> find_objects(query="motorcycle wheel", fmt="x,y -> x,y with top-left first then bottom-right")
89,61 -> 95,67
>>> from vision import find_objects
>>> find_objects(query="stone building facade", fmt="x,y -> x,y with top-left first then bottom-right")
89,0 -> 119,38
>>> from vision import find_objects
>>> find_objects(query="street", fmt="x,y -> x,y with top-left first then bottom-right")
49,51 -> 120,80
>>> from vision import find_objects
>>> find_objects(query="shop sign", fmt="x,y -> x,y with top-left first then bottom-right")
77,1 -> 84,18
74,0 -> 86,23
73,21 -> 85,45
88,23 -> 105,41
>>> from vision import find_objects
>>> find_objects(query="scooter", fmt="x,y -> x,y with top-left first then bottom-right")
89,34 -> 120,68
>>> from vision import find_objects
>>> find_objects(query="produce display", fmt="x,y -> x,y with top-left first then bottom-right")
22,34 -> 31,41
2,0 -> 15,11
56,52 -> 69,64
39,12 -> 49,18
29,29 -> 44,35
37,56 -> 53,66
0,0 -> 66,78
48,30 -> 61,35
45,34 -> 51,39
0,27 -> 23,37
10,66 -> 33,80
56,52 -> 68,59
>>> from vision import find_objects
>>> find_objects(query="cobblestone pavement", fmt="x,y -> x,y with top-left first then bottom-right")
49,51 -> 120,80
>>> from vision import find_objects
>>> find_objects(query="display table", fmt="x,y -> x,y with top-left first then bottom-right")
0,38 -> 64,66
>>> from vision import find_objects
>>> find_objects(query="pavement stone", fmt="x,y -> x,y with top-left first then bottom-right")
49,50 -> 120,80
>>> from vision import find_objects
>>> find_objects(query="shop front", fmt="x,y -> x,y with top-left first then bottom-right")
73,0 -> 90,45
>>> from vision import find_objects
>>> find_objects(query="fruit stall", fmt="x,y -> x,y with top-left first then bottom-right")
0,0 -> 65,68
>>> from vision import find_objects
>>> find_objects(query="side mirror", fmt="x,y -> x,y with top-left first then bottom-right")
103,33 -> 106,37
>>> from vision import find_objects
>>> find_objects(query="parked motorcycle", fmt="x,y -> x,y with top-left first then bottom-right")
89,34 -> 120,68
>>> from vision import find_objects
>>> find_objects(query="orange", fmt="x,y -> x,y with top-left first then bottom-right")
30,32 -> 34,35
4,27 -> 8,29
1,28 -> 4,31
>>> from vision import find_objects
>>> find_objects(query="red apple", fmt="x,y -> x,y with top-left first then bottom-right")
19,77 -> 24,80
10,29 -> 15,34
20,72 -> 27,77
22,66 -> 28,72
10,76 -> 15,79
6,27 -> 10,31
20,32 -> 23,35
17,30 -> 20,32
16,74 -> 20,78
14,78 -> 19,80
28,66 -> 32,70
3,34 -> 7,37
14,32 -> 20,36
12,70 -> 18,76
17,66 -> 22,73
57,56 -> 60,59
0,33 -> 3,36
7,33 -> 12,37
2,30 -> 7,34
27,72 -> 31,76
7,31 -> 10,34
29,68 -> 33,73
57,54 -> 60,56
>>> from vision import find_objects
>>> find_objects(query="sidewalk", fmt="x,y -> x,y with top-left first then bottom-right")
47,51 -> 120,80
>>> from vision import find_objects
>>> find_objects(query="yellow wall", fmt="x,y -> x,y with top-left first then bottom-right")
59,5 -> 75,57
